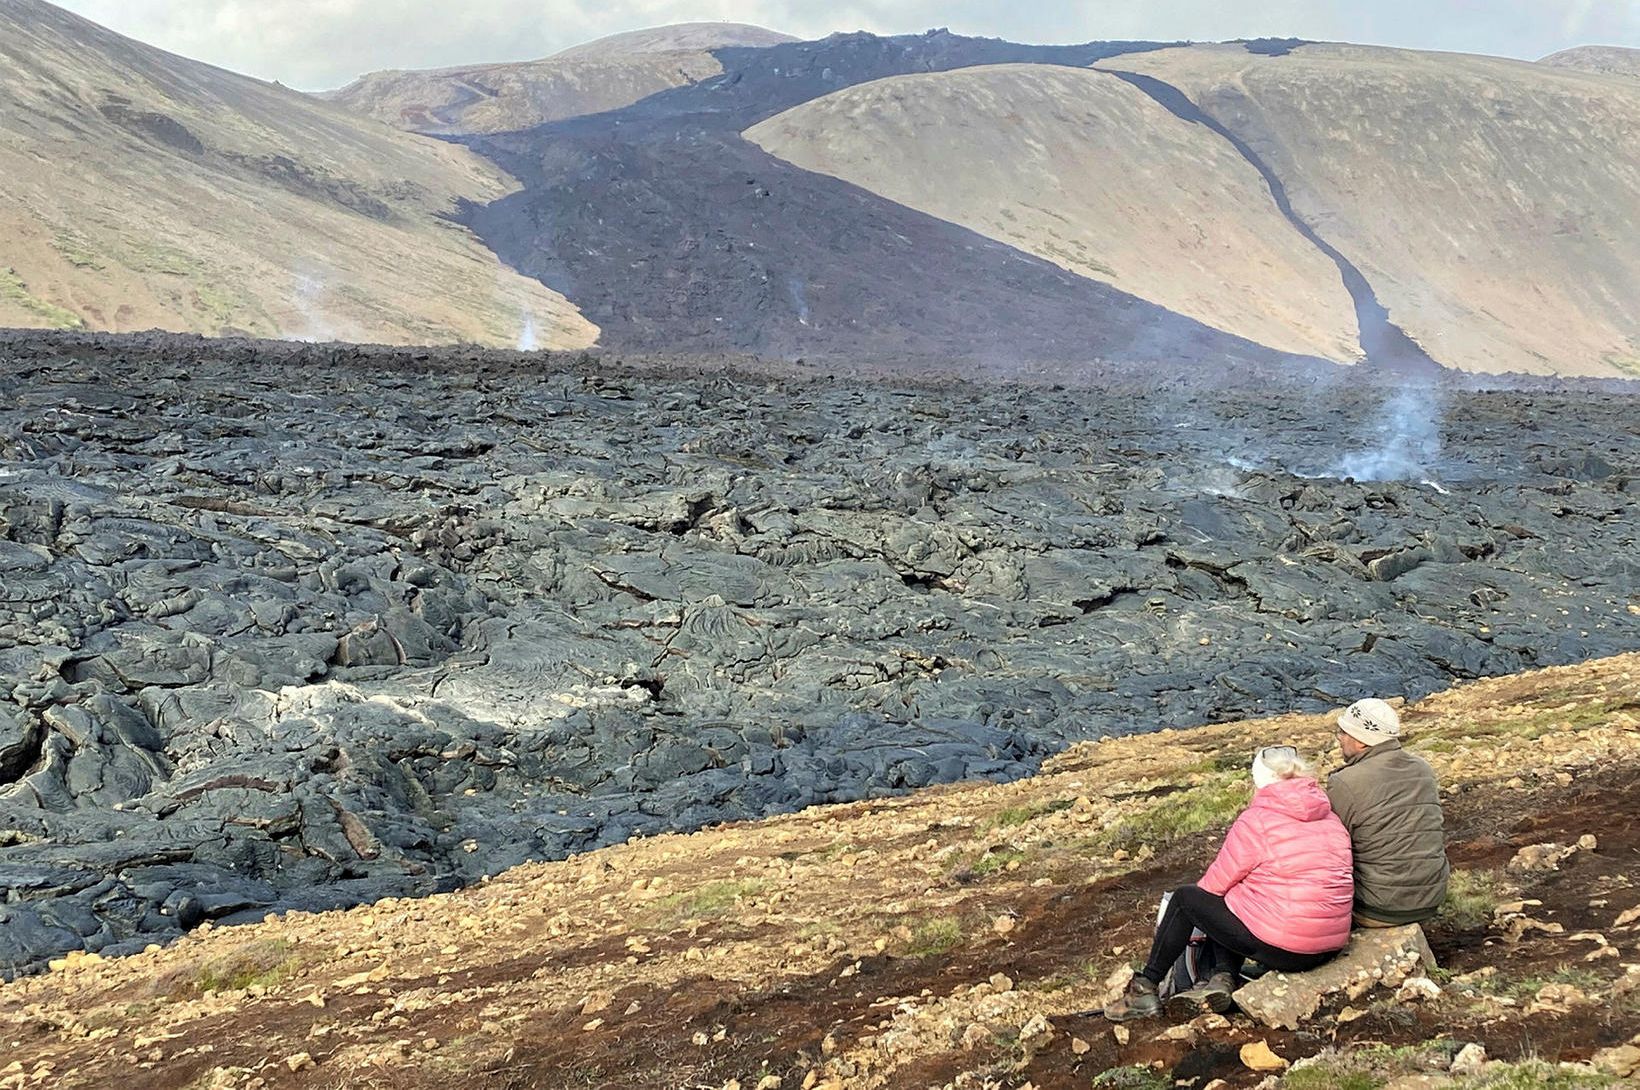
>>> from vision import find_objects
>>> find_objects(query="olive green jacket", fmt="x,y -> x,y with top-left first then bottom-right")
1326,740 -> 1450,924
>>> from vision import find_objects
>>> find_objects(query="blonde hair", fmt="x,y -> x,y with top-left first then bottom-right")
1261,749 -> 1313,781
1252,746 -> 1313,790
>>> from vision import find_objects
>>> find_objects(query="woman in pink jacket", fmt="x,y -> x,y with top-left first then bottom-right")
1106,746 -> 1354,1021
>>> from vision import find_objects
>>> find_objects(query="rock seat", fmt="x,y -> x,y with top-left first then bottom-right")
1235,924 -> 1437,1029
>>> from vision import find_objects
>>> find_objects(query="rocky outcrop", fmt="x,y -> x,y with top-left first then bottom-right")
1,331 -> 1638,975
1234,925 -> 1436,1029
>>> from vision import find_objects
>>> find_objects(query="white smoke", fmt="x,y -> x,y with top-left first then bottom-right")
289,273 -> 334,342
518,310 -> 538,352
788,276 -> 811,326
1330,384 -> 1444,482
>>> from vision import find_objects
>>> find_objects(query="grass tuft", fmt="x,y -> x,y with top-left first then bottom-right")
1437,868 -> 1503,931
1281,1068 -> 1380,1090
1465,1060 -> 1618,1089
1091,1067 -> 1172,1090
1097,773 -> 1251,853
901,916 -> 962,957
152,939 -> 316,998
641,879 -> 764,927
971,848 -> 1028,877
984,797 -> 1074,830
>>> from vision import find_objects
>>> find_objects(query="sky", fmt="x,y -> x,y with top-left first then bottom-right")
53,0 -> 1640,91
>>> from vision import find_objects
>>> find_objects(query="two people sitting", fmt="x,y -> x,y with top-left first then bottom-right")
1106,697 -> 1450,1021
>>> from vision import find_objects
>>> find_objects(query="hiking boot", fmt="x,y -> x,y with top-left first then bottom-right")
1165,971 -> 1237,1019
1103,975 -> 1161,1022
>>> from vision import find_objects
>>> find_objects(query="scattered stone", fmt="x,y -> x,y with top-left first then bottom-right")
1501,916 -> 1564,943
1240,1040 -> 1288,1072
1530,982 -> 1591,1011
1450,1043 -> 1488,1076
1396,976 -> 1443,1003
1507,842 -> 1577,874
1592,1044 -> 1640,1078
283,1053 -> 313,1073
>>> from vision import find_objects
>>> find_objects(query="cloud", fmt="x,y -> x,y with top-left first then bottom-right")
50,0 -> 1640,91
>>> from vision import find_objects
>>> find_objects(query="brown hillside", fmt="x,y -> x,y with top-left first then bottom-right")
1540,45 -> 1640,80
1100,43 -> 1640,378
326,23 -> 796,134
0,0 -> 595,348
3,653 -> 1637,1089
745,64 -> 1362,363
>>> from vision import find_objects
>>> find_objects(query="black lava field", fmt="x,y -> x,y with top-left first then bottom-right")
1,332 -> 1637,975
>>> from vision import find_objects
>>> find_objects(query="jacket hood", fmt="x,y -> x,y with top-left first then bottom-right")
1252,776 -> 1334,821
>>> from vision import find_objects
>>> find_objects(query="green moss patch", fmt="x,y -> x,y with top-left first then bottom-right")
641,878 -> 764,927
1097,772 -> 1252,853
1438,868 -> 1503,931
0,267 -> 84,329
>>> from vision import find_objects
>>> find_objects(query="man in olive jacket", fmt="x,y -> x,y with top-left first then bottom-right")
1327,698 -> 1450,926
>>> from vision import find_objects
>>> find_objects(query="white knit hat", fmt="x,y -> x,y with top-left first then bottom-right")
1338,698 -> 1402,746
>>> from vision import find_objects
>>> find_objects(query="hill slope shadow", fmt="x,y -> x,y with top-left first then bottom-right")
459,31 -> 1337,372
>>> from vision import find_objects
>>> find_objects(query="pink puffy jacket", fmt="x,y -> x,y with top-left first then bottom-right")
1199,777 -> 1355,955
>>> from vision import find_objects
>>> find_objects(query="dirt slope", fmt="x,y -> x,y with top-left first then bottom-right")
326,23 -> 796,134
0,0 -> 595,347
746,64 -> 1362,363
3,653 -> 1636,1089
1540,45 -> 1640,79
1100,43 -> 1640,379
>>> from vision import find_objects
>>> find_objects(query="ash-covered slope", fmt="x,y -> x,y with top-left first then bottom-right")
325,22 -> 796,135
1100,43 -> 1640,378
745,64 -> 1362,363
1539,44 -> 1640,79
3,331 -> 1637,976
0,0 -> 594,347
460,30 -> 1319,368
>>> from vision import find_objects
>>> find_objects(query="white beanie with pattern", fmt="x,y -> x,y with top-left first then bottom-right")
1338,698 -> 1402,746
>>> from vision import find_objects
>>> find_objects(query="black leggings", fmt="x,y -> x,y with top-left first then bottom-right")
1140,884 -> 1336,984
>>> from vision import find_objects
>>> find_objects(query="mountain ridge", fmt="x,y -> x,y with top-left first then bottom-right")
323,21 -> 798,134
0,0 -> 594,346
1539,43 -> 1640,79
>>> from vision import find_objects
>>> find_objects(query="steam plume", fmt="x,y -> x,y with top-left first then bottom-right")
1330,384 -> 1445,482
